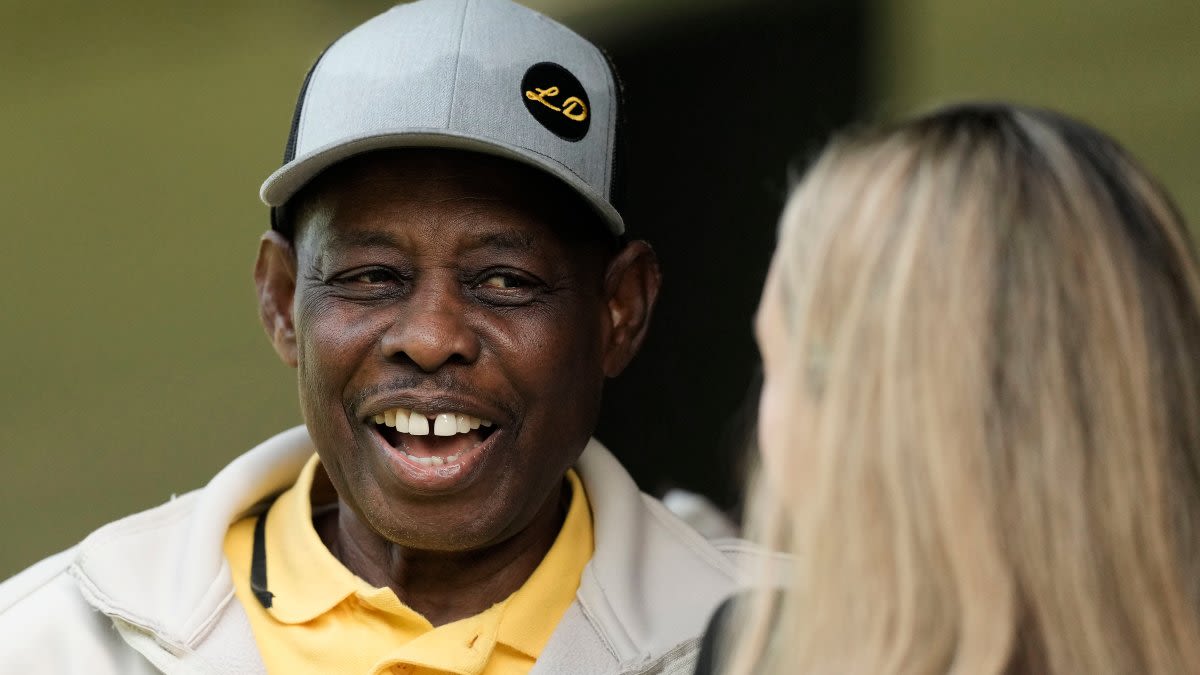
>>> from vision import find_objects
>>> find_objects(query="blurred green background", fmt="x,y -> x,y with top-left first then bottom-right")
2,0 -> 1198,578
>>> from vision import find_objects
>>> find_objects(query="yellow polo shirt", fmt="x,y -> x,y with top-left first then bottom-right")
223,454 -> 593,675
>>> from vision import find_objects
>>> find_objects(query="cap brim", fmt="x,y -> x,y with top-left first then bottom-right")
260,131 -> 625,235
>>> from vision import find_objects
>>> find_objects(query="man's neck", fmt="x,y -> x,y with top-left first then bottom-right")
314,480 -> 569,627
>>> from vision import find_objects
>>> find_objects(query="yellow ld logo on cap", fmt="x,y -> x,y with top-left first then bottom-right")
520,62 -> 592,142
525,86 -> 588,122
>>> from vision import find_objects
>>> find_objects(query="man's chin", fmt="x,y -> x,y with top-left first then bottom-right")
351,487 -> 521,554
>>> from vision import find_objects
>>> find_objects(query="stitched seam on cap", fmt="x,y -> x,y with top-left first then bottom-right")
294,40 -> 341,161
603,64 -> 614,194
446,0 -> 471,129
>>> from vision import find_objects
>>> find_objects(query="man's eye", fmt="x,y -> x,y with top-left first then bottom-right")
478,273 -> 527,289
343,269 -> 394,285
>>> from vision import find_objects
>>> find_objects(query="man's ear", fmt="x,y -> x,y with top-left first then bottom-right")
254,230 -> 299,368
601,240 -> 662,377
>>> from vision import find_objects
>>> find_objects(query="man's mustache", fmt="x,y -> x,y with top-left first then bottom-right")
349,375 -> 512,416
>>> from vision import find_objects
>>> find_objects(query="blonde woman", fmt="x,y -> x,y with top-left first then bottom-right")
716,103 -> 1200,674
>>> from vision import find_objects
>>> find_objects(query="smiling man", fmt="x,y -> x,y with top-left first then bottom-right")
0,1 -> 749,673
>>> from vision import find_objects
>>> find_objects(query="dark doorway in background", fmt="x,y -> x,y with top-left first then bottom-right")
585,0 -> 868,511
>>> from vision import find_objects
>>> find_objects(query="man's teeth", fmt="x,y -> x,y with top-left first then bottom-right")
434,413 -> 456,437
372,408 -> 492,437
409,412 -> 429,436
404,450 -> 464,466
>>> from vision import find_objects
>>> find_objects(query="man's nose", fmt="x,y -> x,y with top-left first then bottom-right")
380,277 -> 481,372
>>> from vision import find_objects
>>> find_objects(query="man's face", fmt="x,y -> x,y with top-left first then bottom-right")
274,151 -> 630,552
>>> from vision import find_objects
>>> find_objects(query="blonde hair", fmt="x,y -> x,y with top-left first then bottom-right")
726,103 -> 1200,674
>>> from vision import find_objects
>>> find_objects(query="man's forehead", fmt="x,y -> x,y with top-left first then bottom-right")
318,220 -> 539,253
312,149 -> 550,199
293,149 -> 612,254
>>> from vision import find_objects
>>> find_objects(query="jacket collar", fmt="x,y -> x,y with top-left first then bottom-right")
562,439 -> 741,666
70,426 -> 742,669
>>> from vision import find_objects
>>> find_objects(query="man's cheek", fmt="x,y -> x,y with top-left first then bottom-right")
296,326 -> 351,420
301,306 -> 374,360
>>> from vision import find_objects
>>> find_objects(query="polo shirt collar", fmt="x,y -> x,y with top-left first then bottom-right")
261,455 -> 374,624
257,454 -> 595,659
497,469 -> 593,658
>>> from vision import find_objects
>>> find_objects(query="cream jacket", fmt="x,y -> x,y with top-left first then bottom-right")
0,427 -> 754,674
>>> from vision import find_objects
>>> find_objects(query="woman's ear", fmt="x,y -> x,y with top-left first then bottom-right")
601,240 -> 662,377
254,230 -> 299,368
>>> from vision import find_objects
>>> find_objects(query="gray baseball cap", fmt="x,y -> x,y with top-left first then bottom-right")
260,0 -> 624,234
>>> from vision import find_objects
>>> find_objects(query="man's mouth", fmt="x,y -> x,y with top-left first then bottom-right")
370,407 -> 496,466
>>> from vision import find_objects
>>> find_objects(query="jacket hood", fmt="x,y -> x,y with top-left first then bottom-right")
72,427 -> 314,648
